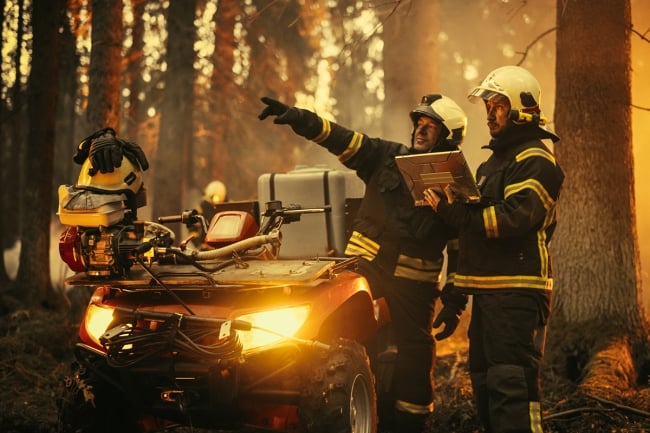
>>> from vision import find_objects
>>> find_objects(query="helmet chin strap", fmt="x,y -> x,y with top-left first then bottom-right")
509,109 -> 547,126
429,131 -> 458,152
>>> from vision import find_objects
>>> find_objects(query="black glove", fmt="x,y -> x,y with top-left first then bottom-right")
121,140 -> 149,171
433,284 -> 467,341
73,127 -> 116,165
88,132 -> 123,174
258,96 -> 319,137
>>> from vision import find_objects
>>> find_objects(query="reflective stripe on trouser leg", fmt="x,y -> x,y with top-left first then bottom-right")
487,364 -> 543,433
395,399 -> 434,415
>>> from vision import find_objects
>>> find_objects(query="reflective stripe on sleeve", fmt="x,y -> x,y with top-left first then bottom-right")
344,230 -> 380,262
337,131 -> 363,163
483,206 -> 499,238
312,118 -> 331,143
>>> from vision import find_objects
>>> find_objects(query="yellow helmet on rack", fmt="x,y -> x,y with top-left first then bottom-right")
76,157 -> 144,196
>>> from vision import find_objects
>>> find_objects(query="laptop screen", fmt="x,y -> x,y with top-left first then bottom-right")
395,150 -> 481,206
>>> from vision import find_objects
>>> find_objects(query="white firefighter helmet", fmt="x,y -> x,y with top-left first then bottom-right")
76,156 -> 144,196
204,180 -> 227,205
409,94 -> 467,147
468,65 -> 559,142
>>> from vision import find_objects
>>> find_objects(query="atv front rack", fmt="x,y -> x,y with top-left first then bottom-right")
65,256 -> 359,291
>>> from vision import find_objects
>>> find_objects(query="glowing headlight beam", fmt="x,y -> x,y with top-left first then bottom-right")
85,304 -> 115,347
234,305 -> 328,351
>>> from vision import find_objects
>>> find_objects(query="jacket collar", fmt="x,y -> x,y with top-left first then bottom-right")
483,124 -> 543,154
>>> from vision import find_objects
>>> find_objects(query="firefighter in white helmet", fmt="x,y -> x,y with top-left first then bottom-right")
203,180 -> 227,207
425,66 -> 565,433
191,180 -> 228,249
259,94 -> 468,433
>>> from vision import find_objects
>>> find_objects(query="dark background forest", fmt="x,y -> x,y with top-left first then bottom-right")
1,0 -> 650,432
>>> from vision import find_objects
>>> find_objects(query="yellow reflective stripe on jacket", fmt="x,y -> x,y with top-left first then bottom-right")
455,274 -> 553,291
516,148 -> 556,166
344,230 -> 380,261
394,254 -> 442,283
482,206 -> 499,238
395,399 -> 434,415
504,179 -> 555,279
505,179 -> 554,211
484,177 -> 556,240
312,118 -> 331,143
536,230 -> 549,278
337,131 -> 364,163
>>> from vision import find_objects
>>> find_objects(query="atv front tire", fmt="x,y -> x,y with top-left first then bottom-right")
299,338 -> 377,433
57,361 -> 141,433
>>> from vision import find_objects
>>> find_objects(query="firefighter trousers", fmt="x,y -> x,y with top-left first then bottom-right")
468,291 -> 550,433
358,258 -> 438,432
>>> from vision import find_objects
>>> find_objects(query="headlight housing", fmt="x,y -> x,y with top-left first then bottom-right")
235,305 -> 310,351
83,303 -> 116,347
81,299 -> 311,354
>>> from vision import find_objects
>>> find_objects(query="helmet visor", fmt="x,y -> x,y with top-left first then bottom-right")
467,87 -> 503,104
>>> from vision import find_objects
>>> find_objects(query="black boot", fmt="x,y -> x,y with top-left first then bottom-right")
487,364 -> 542,433
393,409 -> 430,433
470,372 -> 492,433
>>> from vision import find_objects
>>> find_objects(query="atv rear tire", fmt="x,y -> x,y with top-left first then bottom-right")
57,361 -> 140,433
299,338 -> 377,433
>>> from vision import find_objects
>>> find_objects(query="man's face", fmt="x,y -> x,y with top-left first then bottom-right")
412,116 -> 442,153
484,94 -> 511,138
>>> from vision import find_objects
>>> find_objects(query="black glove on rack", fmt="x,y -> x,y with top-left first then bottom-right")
433,284 -> 468,341
73,127 -> 116,165
121,140 -> 150,171
73,127 -> 149,176
88,132 -> 123,174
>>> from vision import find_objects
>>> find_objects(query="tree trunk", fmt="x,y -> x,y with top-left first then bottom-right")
125,0 -> 146,140
53,14 -> 79,211
152,0 -> 196,233
382,0 -> 439,142
87,0 -> 123,131
15,0 -> 65,308
205,0 -> 239,193
550,0 -> 649,392
0,0 -> 21,286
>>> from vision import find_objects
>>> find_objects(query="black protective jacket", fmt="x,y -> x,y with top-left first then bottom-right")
436,124 -> 564,292
298,112 -> 459,285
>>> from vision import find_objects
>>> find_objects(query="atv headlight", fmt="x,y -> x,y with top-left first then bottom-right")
84,303 -> 115,347
236,305 -> 310,351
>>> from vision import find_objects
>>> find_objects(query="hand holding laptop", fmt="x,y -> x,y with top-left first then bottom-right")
423,185 -> 455,211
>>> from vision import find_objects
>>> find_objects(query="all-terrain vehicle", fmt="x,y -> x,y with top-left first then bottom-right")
56,162 -> 385,433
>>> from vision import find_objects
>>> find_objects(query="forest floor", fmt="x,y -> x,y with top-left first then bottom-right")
0,291 -> 648,433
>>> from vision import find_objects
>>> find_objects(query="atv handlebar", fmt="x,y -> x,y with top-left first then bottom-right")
146,202 -> 327,263
258,202 -> 331,234
158,209 -> 208,233
279,206 -> 331,215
